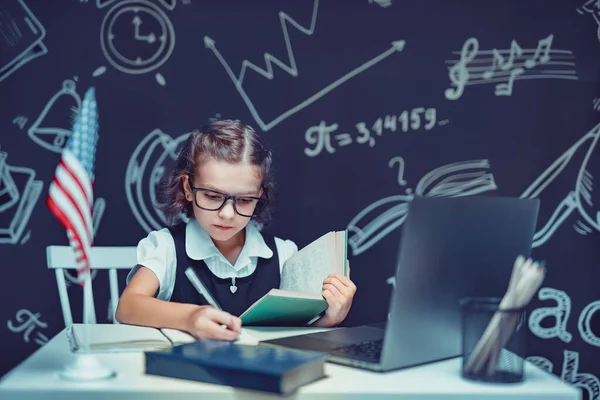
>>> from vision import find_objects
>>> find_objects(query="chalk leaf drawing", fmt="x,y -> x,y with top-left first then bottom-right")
445,34 -> 578,100
126,129 -> 190,233
27,79 -> 82,153
0,0 -> 47,84
204,0 -> 406,131
0,151 -> 43,245
92,0 -> 175,86
347,159 -> 497,256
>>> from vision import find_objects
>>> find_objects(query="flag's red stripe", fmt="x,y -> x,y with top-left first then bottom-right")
47,195 -> 91,287
51,176 -> 91,245
60,159 -> 90,207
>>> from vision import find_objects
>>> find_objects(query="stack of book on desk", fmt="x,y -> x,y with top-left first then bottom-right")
145,340 -> 328,395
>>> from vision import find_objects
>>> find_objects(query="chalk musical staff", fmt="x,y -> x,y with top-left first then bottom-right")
445,34 -> 578,100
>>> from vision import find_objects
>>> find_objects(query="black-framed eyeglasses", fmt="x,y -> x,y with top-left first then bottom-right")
189,185 -> 268,218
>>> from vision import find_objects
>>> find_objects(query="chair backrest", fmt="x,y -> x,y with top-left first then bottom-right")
46,245 -> 138,327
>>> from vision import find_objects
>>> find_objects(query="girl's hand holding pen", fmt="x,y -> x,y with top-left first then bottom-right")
185,305 -> 241,341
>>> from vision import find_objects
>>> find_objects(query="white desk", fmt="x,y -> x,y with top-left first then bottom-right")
0,326 -> 580,400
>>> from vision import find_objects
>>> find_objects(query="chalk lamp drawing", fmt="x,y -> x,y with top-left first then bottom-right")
27,79 -> 82,153
204,0 -> 406,131
0,0 -> 47,84
93,0 -> 176,86
347,159 -> 497,256
125,129 -> 190,233
445,34 -> 578,100
0,151 -> 43,245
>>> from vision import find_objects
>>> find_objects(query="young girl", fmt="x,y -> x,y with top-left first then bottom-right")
116,119 -> 356,341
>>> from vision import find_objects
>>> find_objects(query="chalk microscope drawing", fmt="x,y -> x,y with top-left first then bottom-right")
204,0 -> 406,132
92,0 -> 175,86
0,0 -> 47,84
126,129 -> 190,233
0,151 -> 43,245
445,34 -> 578,100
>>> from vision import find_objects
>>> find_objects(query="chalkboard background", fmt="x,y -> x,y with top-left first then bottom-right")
0,0 -> 599,397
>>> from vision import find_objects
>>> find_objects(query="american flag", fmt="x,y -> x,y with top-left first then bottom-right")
47,87 -> 99,287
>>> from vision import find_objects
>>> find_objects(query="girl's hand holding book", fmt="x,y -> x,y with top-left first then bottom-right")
319,263 -> 357,327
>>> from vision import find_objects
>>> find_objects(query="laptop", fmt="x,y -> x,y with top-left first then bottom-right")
259,195 -> 540,372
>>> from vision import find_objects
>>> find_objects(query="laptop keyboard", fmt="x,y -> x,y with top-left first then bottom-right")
330,339 -> 383,362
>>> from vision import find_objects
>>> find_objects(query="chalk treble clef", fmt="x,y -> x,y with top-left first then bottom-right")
445,37 -> 479,101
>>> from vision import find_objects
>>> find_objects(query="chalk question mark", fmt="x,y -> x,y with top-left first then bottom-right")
388,156 -> 407,186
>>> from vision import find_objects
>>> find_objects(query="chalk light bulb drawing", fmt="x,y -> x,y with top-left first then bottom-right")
92,0 -> 175,86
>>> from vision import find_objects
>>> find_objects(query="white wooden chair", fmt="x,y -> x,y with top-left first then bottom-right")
46,245 -> 138,327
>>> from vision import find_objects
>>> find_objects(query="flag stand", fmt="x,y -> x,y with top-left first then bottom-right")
58,270 -> 116,381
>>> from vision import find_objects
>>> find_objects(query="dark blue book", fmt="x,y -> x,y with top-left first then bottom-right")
145,340 -> 328,395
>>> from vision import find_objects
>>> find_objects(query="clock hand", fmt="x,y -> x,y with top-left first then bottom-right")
132,16 -> 156,44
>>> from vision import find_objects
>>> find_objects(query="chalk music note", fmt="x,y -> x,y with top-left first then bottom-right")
445,38 -> 479,101
495,67 -> 525,96
525,34 -> 553,69
483,40 -> 524,80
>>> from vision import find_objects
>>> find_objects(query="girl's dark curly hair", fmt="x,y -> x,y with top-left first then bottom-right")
157,119 -> 276,226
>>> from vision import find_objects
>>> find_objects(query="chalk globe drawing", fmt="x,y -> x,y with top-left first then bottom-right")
97,0 -> 175,85
126,130 -> 190,233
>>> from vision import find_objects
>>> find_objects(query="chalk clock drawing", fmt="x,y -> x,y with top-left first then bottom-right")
125,129 -> 190,233
204,0 -> 406,131
92,0 -> 176,86
0,0 -> 47,84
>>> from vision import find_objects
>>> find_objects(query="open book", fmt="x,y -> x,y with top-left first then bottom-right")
68,324 -> 259,353
239,230 -> 348,326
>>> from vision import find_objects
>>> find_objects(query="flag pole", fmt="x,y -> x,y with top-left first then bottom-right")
52,86 -> 115,381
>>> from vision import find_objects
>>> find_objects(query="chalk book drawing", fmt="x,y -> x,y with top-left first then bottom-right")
0,0 -> 47,84
349,122 -> 600,259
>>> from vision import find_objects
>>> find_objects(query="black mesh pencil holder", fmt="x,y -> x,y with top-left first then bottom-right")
459,297 -> 527,384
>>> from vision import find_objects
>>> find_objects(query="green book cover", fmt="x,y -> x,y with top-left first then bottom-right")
343,229 -> 348,276
240,290 -> 328,326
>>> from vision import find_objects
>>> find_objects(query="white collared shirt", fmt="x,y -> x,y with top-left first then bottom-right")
126,220 -> 298,301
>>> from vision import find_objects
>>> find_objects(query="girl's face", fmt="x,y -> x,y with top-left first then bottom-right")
184,159 -> 263,245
